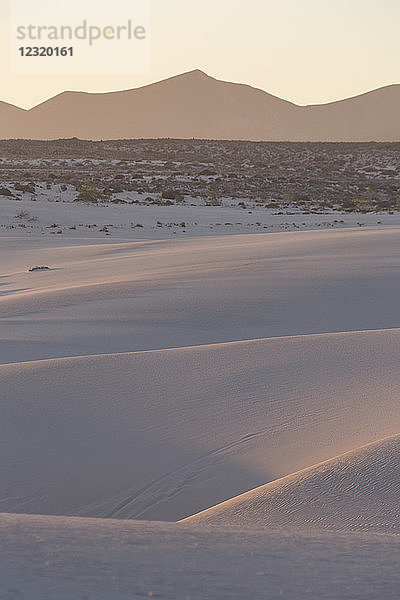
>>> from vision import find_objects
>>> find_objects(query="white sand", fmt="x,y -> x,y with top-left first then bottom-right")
1,513 -> 399,600
2,216 -> 400,597
183,434 -> 400,531
1,331 -> 400,521
1,226 -> 400,364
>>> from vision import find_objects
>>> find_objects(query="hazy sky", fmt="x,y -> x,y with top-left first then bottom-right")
1,0 -> 399,108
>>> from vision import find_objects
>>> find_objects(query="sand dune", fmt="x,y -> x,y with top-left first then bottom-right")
2,220 -> 400,596
183,434 -> 400,531
1,227 -> 400,365
2,227 -> 400,521
1,513 -> 399,600
2,70 -> 400,140
1,330 -> 400,521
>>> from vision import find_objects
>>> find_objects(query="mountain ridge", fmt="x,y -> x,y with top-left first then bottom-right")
1,70 -> 400,141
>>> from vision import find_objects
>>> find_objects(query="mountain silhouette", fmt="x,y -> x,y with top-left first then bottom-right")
1,70 -> 399,141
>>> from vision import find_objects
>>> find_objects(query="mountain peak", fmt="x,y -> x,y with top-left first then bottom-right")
184,69 -> 209,76
176,69 -> 211,80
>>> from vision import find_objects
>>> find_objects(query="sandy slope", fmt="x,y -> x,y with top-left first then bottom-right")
1,330 -> 400,521
2,227 -> 400,522
183,434 -> 400,531
2,225 -> 400,597
1,513 -> 399,600
1,226 -> 400,365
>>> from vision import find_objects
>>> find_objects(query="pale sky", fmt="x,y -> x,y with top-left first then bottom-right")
1,0 -> 399,109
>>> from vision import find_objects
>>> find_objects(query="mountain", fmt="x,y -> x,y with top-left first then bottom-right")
1,70 -> 400,141
0,101 -> 25,129
300,84 -> 400,141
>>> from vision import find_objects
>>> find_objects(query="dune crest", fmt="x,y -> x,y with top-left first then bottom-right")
183,434 -> 400,531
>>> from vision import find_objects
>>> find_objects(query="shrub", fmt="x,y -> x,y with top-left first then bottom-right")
75,181 -> 106,203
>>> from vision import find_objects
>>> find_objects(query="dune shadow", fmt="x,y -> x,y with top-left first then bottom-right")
0,389 -> 273,522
